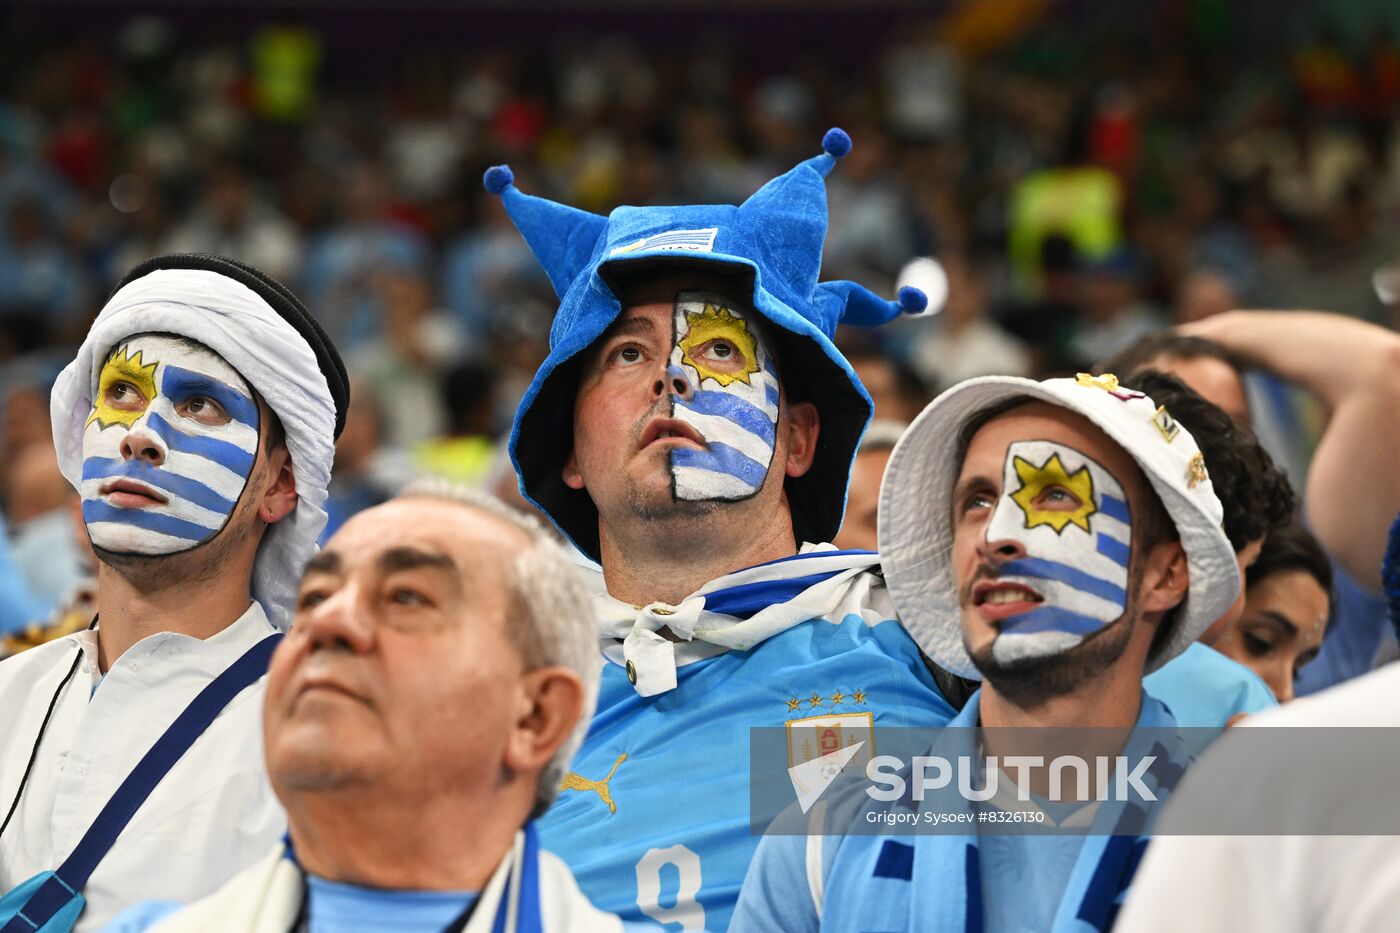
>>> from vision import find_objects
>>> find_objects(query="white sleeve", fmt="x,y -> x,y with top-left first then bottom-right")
1116,835 -> 1294,933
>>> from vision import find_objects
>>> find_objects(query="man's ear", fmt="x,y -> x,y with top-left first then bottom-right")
261,446 -> 298,525
1139,540 -> 1189,616
505,666 -> 586,774
562,448 -> 585,491
783,401 -> 820,479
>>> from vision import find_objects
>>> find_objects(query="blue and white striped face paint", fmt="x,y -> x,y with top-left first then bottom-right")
668,292 -> 780,502
985,440 -> 1133,664
79,334 -> 260,555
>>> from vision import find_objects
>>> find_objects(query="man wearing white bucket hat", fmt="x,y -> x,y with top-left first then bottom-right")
0,254 -> 347,933
733,372 -> 1241,932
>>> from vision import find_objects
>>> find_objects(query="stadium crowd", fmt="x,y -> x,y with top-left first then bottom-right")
1,4 -> 1400,932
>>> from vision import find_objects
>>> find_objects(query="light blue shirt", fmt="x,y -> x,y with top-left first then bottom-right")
980,833 -> 1089,933
1295,563 -> 1393,696
1143,642 -> 1276,727
102,877 -> 478,932
539,553 -> 955,932
0,514 -> 45,636
733,691 -> 1182,933
304,876 -> 477,933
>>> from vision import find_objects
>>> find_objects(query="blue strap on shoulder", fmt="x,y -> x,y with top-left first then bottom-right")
490,823 -> 543,933
0,633 -> 282,933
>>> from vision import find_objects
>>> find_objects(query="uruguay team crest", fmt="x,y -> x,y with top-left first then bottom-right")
785,711 -> 875,769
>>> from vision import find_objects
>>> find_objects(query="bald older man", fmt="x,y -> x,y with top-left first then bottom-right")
110,487 -> 644,932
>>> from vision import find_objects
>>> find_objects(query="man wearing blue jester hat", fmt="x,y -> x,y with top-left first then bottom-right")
0,254 -> 348,933
734,374 -> 1242,933
483,129 -> 957,930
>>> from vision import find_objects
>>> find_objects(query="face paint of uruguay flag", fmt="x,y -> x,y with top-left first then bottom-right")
80,334 -> 260,555
985,440 -> 1133,664
666,292 -> 780,502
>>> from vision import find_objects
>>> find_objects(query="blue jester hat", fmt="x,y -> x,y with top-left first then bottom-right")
484,128 -> 926,559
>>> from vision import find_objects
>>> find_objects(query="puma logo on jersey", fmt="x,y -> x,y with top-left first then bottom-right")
559,752 -> 628,814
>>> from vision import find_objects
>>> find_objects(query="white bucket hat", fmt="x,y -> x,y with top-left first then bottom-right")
878,372 -> 1239,679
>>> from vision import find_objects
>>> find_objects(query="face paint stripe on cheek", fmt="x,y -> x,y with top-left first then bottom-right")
672,443 -> 768,488
1099,494 -> 1131,525
1097,534 -> 1130,568
676,390 -> 777,444
999,557 -> 1128,605
160,364 -> 260,431
998,605 -> 1111,636
144,411 -> 257,475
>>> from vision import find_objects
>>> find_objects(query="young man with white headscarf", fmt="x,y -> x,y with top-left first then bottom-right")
0,254 -> 347,933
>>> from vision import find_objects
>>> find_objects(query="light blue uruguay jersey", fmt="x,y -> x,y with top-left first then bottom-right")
537,545 -> 956,932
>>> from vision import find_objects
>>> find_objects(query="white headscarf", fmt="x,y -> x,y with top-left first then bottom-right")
50,268 -> 338,629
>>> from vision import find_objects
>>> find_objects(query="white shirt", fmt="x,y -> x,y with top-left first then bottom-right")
0,603 -> 286,932
1117,662 -> 1400,933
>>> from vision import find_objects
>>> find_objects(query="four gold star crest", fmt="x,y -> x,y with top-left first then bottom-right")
782,689 -> 870,712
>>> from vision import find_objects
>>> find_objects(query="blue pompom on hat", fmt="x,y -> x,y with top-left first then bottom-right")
485,129 -> 923,558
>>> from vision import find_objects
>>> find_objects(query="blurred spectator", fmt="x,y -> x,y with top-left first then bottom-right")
1213,521 -> 1333,703
1068,249 -> 1165,366
303,162 -> 428,348
0,383 -> 54,458
319,380 -> 411,544
909,251 -> 1030,391
1101,332 -> 1252,424
348,269 -> 462,447
440,193 -> 548,346
5,440 -> 86,614
0,196 -> 87,335
832,419 -> 905,552
164,161 -> 303,283
412,358 -> 499,488
1008,156 -> 1122,297
839,336 -> 931,424
0,513 -> 45,636
1174,266 -> 1243,324
824,124 -> 918,279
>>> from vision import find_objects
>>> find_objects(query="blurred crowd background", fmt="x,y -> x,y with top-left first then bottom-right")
4,0 -> 1400,632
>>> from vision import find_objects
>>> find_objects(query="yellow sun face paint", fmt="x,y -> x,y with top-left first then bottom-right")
1009,451 -> 1099,535
87,345 -> 159,429
678,304 -> 760,387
